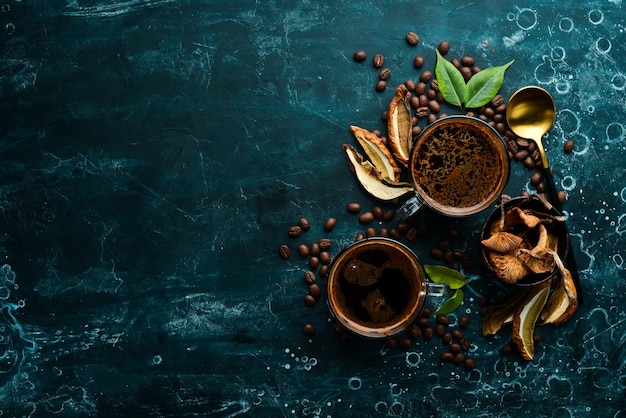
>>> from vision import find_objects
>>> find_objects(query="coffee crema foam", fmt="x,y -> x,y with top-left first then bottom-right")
411,120 -> 507,212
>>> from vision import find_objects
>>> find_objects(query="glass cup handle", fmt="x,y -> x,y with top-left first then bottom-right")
398,193 -> 426,220
426,282 -> 450,297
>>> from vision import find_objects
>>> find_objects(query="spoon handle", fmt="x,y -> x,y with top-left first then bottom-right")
542,167 -> 584,304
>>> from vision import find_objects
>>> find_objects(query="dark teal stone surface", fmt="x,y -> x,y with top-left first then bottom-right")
1,1 -> 625,416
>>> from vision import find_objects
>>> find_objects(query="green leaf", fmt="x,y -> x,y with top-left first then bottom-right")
435,50 -> 467,107
435,289 -> 464,315
465,59 -> 514,109
424,264 -> 466,289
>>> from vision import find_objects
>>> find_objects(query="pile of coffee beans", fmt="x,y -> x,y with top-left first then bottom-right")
352,33 -> 573,202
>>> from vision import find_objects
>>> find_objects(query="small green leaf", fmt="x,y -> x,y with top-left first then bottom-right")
424,264 -> 466,289
435,289 -> 464,315
435,50 -> 467,107
465,59 -> 514,109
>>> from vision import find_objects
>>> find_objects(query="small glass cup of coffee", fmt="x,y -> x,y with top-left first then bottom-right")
326,238 -> 449,338
398,115 -> 510,219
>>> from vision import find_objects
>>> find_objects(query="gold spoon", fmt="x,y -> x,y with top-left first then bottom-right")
506,86 -> 583,302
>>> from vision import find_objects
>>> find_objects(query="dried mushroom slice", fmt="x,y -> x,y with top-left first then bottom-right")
350,125 -> 402,181
504,207 -> 541,228
482,287 -> 531,336
481,231 -> 524,253
343,144 -> 413,201
518,248 -> 556,275
487,252 -> 530,284
387,85 -> 413,167
512,281 -> 551,360
540,269 -> 578,325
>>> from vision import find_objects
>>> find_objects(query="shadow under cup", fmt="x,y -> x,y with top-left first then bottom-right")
327,238 -> 444,339
400,115 -> 510,218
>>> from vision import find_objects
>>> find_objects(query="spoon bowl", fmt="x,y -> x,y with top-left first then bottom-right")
505,86 -> 556,169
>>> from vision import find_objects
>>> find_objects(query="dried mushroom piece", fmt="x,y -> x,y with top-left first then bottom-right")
511,281 -> 551,360
350,125 -> 402,181
343,144 -> 413,201
504,207 -> 541,228
481,231 -> 524,253
487,252 -> 530,284
387,85 -> 413,167
518,248 -> 556,275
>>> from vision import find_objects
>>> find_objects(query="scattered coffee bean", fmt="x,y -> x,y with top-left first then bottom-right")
422,308 -> 432,318
319,251 -> 331,265
324,217 -> 337,231
423,327 -> 434,341
413,55 -> 425,68
452,249 -> 464,260
564,140 -> 575,153
530,171 -> 542,186
533,334 -> 542,343
365,227 -> 377,237
500,343 -> 514,355
353,50 -> 367,62
451,329 -> 464,340
453,353 -> 465,364
297,244 -> 310,258
408,323 -> 422,338
304,294 -> 316,306
379,68 -> 392,80
449,343 -> 462,354
523,156 -> 536,169
478,296 -> 489,307
279,245 -> 290,259
429,100 -> 440,113
558,190 -> 567,203
358,211 -> 375,224
372,206 -> 384,219
444,250 -> 453,264
390,228 -> 401,240
441,352 -> 454,362
373,53 -> 385,68
442,332 -> 452,344
406,31 -> 420,45
460,338 -> 471,351
378,228 -> 390,237
430,247 -> 444,260
303,270 -> 316,284
347,202 -> 361,213
354,232 -> 365,241
383,209 -> 395,222
417,317 -> 430,328
415,82 -> 427,95
463,358 -> 476,370
310,242 -> 320,256
491,94 -> 504,107
375,80 -> 387,92
436,315 -> 450,326
405,79 -> 416,91
319,264 -> 329,278
419,70 -> 432,83
308,256 -> 319,270
384,338 -> 397,349
302,323 -> 316,336
458,315 -> 470,328
319,238 -> 332,251
438,40 -> 450,55
398,338 -> 413,348
298,217 -> 310,231
308,283 -> 321,299
451,57 -> 461,69
288,225 -> 302,238
405,227 -> 418,240
435,324 -> 445,337
461,66 -> 472,81
461,55 -> 475,67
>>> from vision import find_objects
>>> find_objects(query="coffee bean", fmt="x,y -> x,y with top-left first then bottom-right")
491,95 -> 504,107
358,211 -> 375,224
308,256 -> 319,270
379,68 -> 392,80
365,227 -> 377,237
353,50 -> 367,62
507,140 -> 519,154
378,228 -> 390,238
288,225 -> 302,237
302,323 -> 316,336
478,296 -> 489,307
451,58 -> 461,69
435,324 -> 445,337
372,206 -> 384,219
461,55 -> 475,67
406,31 -> 419,45
298,217 -> 310,231
405,227 -> 418,241
304,294 -> 316,306
451,329 -> 464,340
472,66 -> 482,74
413,55 -> 425,68
442,333 -> 452,344
427,89 -> 436,100
441,352 -> 454,362
564,140 -> 575,153
422,308 -> 432,318
319,251 -> 331,265
495,123 -> 506,134
423,327 -> 434,341
319,264 -> 329,278
494,104 -> 506,114
405,79 -> 416,92
409,95 -> 420,109
373,53 -> 385,68
482,107 -> 495,118
415,82 -> 427,95
458,315 -> 470,328
438,40 -> 450,55
464,358 -> 476,370
419,70 -> 432,83
390,229 -> 401,240
408,323 -> 422,338
347,202 -> 361,213
436,315 -> 450,326
417,317 -> 430,329
297,244 -> 310,258
530,171 -> 543,186
383,209 -> 395,222
443,250 -> 453,264
500,343 -> 514,355
310,242 -> 320,256
416,107 -> 429,118
460,338 -> 471,351
514,150 -> 529,161
304,270 -> 316,284
308,283 -> 322,299
461,66 -> 472,81
323,217 -> 337,231
428,100 -> 440,113
398,338 -> 412,348
354,232 -> 365,241
319,238 -> 332,251
453,353 -> 465,364
452,249 -> 464,260
533,334 -> 542,343
279,245 -> 290,259
523,156 -> 536,169
427,113 -> 437,124
558,190 -> 567,203
430,247 -> 443,260
449,343 -> 462,354
375,80 -> 387,92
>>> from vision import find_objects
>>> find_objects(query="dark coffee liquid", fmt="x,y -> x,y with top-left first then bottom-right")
411,119 -> 507,212
333,245 -> 421,328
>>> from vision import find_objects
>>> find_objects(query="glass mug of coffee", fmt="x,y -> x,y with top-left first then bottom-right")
398,115 -> 510,219
326,238 -> 449,338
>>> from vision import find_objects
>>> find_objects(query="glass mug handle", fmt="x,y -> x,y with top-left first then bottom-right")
425,282 -> 450,297
398,193 -> 426,219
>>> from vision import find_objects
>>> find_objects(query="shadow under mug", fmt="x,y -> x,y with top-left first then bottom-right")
398,115 -> 510,219
326,238 -> 449,339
